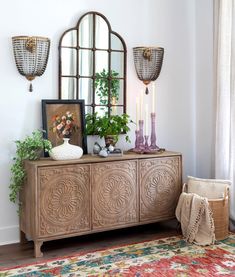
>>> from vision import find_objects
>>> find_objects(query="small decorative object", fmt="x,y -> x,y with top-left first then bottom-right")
108,148 -> 123,156
99,148 -> 108,157
92,142 -> 122,157
49,138 -> 83,160
93,142 -> 102,154
12,36 -> 50,92
133,46 -> 164,94
108,145 -> 114,152
49,110 -> 83,160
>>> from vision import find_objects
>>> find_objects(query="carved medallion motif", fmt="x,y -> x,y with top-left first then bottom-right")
39,165 -> 90,236
140,157 -> 181,221
92,161 -> 138,229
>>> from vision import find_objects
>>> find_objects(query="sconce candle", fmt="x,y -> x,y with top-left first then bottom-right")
136,97 -> 139,129
140,89 -> 143,120
152,82 -> 155,113
145,104 -> 148,135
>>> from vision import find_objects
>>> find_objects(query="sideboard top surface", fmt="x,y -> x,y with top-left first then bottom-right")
25,150 -> 182,167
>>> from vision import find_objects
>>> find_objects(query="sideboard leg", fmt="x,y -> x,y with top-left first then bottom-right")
20,230 -> 28,244
34,241 -> 43,258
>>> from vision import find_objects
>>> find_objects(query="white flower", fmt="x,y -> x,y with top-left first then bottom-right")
66,120 -> 71,125
56,123 -> 63,130
62,130 -> 69,135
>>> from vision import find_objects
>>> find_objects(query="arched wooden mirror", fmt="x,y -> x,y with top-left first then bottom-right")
59,11 -> 127,116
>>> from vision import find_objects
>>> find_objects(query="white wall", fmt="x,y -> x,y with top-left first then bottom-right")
0,0 -> 214,245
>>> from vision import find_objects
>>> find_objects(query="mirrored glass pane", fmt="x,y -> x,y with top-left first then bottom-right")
61,48 -> 77,76
95,78 -> 108,105
95,106 -> 108,116
79,78 -> 93,105
61,30 -> 77,47
79,50 -> 93,76
85,105 -> 93,114
61,77 -> 77,99
95,51 -> 108,73
111,79 -> 124,105
95,15 -> 109,49
79,14 -> 93,48
110,106 -> 124,116
111,52 -> 124,78
111,34 -> 123,51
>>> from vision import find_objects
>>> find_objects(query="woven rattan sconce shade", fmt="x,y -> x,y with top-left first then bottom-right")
133,47 -> 164,94
12,36 -> 50,92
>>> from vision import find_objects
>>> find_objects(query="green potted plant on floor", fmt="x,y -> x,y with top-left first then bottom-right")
85,113 -> 132,146
9,130 -> 52,207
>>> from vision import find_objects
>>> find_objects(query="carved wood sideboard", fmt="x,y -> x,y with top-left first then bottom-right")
20,151 -> 182,257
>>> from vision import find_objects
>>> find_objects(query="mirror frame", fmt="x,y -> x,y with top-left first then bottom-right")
58,11 -> 127,116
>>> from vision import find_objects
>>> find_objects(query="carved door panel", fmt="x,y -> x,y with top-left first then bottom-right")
92,160 -> 138,230
139,156 -> 182,222
37,164 -> 91,237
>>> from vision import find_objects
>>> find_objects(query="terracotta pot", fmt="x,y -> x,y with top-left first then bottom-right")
104,135 -> 118,147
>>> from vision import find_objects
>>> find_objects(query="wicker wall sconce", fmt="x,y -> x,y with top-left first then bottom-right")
133,46 -> 164,94
12,36 -> 50,92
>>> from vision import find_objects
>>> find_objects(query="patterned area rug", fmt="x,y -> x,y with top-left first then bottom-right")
1,234 -> 235,276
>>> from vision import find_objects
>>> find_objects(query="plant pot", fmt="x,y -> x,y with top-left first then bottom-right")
49,138 -> 83,160
104,135 -> 118,147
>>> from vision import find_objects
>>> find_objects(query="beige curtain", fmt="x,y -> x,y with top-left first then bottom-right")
214,0 -> 235,230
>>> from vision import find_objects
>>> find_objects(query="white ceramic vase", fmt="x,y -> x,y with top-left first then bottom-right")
49,138 -> 83,160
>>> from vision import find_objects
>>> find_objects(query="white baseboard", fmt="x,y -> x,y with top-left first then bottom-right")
0,225 -> 19,245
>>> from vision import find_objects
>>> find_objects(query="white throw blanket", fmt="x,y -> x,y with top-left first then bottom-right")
175,192 -> 215,245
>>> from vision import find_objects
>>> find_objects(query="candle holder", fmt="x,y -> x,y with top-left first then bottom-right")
138,120 -> 145,149
150,112 -> 160,150
144,135 -> 151,152
134,129 -> 140,151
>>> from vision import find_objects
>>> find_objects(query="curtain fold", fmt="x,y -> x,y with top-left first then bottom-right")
214,0 -> 235,230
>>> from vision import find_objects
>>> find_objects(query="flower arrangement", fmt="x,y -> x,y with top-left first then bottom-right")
51,111 -> 78,138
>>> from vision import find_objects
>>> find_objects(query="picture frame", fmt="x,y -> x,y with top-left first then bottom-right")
42,99 -> 87,155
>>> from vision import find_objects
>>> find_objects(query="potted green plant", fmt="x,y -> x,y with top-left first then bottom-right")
9,130 -> 52,207
85,113 -> 132,146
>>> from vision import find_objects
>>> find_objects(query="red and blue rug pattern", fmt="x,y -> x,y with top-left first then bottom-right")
1,234 -> 235,276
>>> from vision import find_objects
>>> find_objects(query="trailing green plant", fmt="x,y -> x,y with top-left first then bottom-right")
95,69 -> 120,107
85,112 -> 133,143
9,130 -> 52,205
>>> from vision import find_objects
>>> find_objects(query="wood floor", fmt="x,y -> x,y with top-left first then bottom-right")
0,220 -> 179,268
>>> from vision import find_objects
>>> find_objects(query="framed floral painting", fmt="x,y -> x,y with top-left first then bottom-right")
42,99 -> 87,154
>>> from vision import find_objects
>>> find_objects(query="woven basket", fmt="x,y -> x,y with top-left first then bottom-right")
183,183 -> 229,240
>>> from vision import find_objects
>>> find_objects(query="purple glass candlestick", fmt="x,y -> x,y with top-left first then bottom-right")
150,112 -> 160,150
144,135 -> 150,152
138,120 -> 144,149
134,129 -> 140,150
